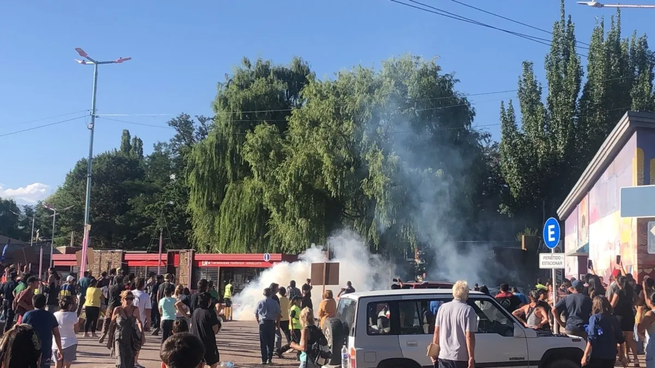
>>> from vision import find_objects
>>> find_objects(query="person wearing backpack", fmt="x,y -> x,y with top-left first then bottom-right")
289,307 -> 331,368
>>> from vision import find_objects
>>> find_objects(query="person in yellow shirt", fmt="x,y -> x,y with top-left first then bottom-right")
83,278 -> 103,337
223,279 -> 233,321
276,296 -> 302,359
277,287 -> 291,346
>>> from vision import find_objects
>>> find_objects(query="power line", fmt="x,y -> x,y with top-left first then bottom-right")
100,117 -> 174,129
390,0 -> 589,58
447,0 -> 591,47
0,116 -> 88,138
0,110 -> 89,128
100,89 -> 519,118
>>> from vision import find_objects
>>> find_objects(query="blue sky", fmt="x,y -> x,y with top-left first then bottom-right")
0,0 -> 652,205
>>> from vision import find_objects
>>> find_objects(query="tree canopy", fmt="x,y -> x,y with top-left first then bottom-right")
3,3 -> 653,257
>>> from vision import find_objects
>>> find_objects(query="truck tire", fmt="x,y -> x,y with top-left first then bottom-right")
323,318 -> 345,366
544,358 -> 580,368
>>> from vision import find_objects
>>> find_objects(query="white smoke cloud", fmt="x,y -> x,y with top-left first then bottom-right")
233,230 -> 394,320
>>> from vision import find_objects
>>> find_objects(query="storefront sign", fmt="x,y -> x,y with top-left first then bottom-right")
198,260 -> 272,268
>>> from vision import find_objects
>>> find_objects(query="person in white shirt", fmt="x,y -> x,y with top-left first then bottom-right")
430,280 -> 477,368
132,277 -> 151,368
53,297 -> 79,368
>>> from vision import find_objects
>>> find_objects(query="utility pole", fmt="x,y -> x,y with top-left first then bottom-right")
577,1 -> 655,8
158,228 -> 164,276
74,48 -> 131,274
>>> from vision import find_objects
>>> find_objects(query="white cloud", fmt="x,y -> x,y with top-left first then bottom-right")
0,183 -> 51,204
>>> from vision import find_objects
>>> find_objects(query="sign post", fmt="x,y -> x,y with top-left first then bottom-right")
542,217 -> 561,333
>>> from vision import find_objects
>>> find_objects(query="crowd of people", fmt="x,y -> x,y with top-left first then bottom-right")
0,264 -> 230,368
253,278 -> 354,366
430,263 -> 655,368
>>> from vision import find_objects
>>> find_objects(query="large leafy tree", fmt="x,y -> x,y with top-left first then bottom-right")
0,198 -> 25,240
189,55 -> 505,255
187,57 -> 314,252
47,132 -> 150,248
500,4 -> 654,229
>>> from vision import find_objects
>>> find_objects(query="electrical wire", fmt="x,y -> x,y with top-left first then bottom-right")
390,0 -> 589,58
447,0 -> 591,47
99,89 -> 519,118
0,115 -> 88,138
0,110 -> 89,128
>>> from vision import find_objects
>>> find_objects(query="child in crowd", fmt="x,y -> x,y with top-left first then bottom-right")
159,318 -> 191,368
160,333 -> 206,368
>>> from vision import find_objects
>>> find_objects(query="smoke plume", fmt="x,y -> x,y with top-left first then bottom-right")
233,230 -> 394,320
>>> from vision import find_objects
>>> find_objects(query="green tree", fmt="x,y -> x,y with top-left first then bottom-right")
500,4 -> 655,229
188,57 -> 314,252
48,131 -> 150,248
120,130 -> 132,155
240,56 -> 499,255
0,198 -> 24,240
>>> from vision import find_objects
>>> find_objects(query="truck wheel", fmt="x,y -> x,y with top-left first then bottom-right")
544,358 -> 580,368
323,318 -> 345,365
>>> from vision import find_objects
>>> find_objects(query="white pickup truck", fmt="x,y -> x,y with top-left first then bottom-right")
321,289 -> 586,368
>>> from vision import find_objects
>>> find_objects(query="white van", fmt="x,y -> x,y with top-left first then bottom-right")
322,289 -> 586,368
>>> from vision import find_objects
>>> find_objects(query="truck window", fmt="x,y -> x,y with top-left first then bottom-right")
336,298 -> 357,336
367,302 -> 391,335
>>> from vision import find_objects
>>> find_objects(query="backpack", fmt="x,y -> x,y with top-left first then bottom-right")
307,325 -> 332,366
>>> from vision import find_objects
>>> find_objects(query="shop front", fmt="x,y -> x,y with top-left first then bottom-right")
193,253 -> 297,297
51,249 -> 298,294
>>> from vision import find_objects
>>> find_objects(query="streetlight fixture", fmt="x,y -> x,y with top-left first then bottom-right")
577,1 -> 655,8
75,48 -> 131,274
10,210 -> 36,248
43,204 -> 74,273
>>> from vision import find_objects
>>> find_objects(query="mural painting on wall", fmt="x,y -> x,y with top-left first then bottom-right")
564,207 -> 578,279
588,136 -> 636,281
635,130 -> 655,280
578,194 -> 590,254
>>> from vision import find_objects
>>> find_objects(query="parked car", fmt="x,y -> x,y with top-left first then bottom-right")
391,278 -> 454,289
322,288 -> 585,368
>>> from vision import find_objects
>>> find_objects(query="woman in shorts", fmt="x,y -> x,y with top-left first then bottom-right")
53,297 -> 79,368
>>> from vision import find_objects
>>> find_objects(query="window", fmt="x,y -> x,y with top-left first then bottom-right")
367,302 -> 392,335
469,297 -> 515,337
398,301 -> 424,335
336,298 -> 357,336
193,267 -> 220,289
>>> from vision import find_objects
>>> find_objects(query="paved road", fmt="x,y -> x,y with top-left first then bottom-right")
74,321 -> 298,368
39,321 -> 655,367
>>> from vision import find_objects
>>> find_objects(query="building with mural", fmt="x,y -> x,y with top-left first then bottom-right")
557,112 -> 655,283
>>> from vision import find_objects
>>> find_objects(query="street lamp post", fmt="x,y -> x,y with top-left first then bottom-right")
577,1 -> 655,8
10,211 -> 35,248
75,48 -> 131,274
43,204 -> 74,273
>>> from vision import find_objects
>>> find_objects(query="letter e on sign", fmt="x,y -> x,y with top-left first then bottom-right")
542,217 -> 560,250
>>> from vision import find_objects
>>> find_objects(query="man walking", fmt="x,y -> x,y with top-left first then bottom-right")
153,273 -> 174,335
99,275 -> 125,344
429,280 -> 476,368
255,287 -> 281,365
223,279 -> 234,321
23,294 -> 63,368
76,271 -> 92,316
287,280 -> 301,300
554,280 -> 592,339
149,274 -> 162,332
1,272 -> 17,332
